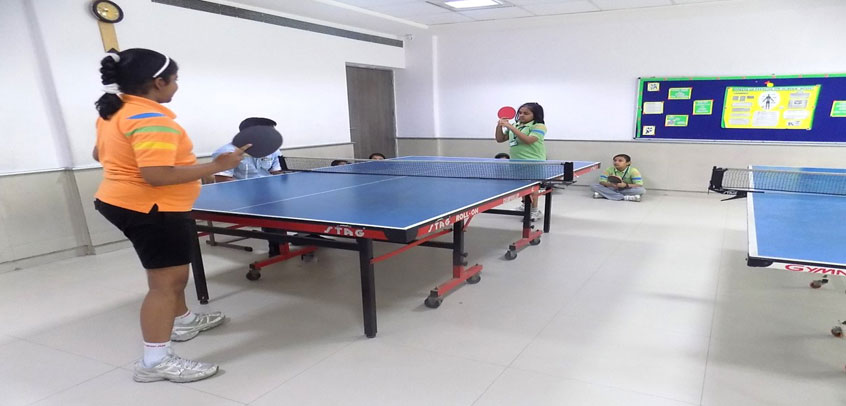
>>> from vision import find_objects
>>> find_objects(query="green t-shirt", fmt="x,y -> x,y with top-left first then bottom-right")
506,121 -> 547,160
600,166 -> 643,185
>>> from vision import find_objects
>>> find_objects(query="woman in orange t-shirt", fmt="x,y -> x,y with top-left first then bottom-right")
93,48 -> 247,383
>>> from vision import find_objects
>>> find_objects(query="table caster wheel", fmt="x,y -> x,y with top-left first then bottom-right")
530,238 -> 541,246
504,250 -> 517,260
424,296 -> 442,309
301,253 -> 315,262
466,274 -> 481,284
833,326 -> 843,338
246,270 -> 261,281
810,280 -> 823,289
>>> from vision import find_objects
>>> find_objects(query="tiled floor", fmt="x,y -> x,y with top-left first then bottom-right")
2,189 -> 845,405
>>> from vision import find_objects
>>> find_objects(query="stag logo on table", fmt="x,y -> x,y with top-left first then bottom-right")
324,225 -> 365,237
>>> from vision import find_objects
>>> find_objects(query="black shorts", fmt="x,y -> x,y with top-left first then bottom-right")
95,199 -> 194,269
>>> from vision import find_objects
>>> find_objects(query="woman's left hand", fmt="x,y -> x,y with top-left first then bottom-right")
498,118 -> 512,128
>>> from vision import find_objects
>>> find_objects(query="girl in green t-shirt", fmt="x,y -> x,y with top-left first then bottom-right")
495,102 -> 547,220
495,102 -> 547,160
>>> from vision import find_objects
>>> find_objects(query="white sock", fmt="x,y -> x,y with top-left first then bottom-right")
174,310 -> 197,325
143,341 -> 172,367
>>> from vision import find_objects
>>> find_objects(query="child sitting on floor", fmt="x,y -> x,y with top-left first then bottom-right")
591,154 -> 645,202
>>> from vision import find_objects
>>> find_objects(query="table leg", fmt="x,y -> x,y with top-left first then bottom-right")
543,185 -> 553,233
357,238 -> 377,338
424,220 -> 483,308
505,195 -> 543,260
189,221 -> 210,305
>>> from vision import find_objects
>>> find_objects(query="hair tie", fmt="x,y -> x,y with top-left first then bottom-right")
104,52 -> 120,63
153,55 -> 170,78
102,83 -> 121,95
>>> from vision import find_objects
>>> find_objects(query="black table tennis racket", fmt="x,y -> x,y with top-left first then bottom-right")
232,126 -> 283,157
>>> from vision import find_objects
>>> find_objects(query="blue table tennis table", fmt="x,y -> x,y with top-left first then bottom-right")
746,166 -> 846,289
711,164 -> 846,353
189,156 -> 599,337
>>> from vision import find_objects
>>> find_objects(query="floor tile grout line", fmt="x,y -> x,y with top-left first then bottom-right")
15,335 -> 130,369
510,367 -> 700,406
23,365 -> 119,406
382,339 -> 510,369
180,384 -> 250,405
243,339 -> 358,405
12,301 -> 146,355
507,364 -> 703,406
698,203 -> 732,406
469,367 -> 509,406
341,339 -> 510,406
7,291 -> 147,345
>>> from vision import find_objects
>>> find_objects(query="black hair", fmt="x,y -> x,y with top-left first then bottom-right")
368,153 -> 386,159
494,153 -> 510,159
239,117 -> 277,131
613,153 -> 631,163
519,102 -> 544,124
330,159 -> 349,166
95,48 -> 179,119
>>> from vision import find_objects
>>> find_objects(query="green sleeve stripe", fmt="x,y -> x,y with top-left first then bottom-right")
125,126 -> 181,137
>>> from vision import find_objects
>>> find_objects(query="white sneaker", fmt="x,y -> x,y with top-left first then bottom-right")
623,195 -> 642,202
530,209 -> 543,221
593,192 -> 601,199
171,312 -> 225,342
133,354 -> 219,383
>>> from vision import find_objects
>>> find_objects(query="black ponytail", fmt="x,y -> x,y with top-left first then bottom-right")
94,48 -> 179,119
95,52 -> 123,119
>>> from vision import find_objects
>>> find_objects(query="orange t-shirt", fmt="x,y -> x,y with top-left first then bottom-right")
95,95 -> 200,213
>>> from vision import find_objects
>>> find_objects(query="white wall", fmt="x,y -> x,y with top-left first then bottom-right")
24,0 -> 404,169
395,0 -> 846,141
0,0 -> 66,173
394,34 -> 438,139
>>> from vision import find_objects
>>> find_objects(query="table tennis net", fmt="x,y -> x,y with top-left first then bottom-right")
709,166 -> 846,196
282,157 -> 576,181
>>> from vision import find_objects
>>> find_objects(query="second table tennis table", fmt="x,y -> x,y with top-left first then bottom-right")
745,166 -> 846,270
189,156 -> 600,337
710,165 -> 846,339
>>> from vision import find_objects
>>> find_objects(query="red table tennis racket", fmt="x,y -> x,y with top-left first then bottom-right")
498,106 -> 516,119
232,126 -> 283,157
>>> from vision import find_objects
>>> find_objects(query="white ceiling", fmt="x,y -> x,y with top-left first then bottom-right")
226,0 -> 737,37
